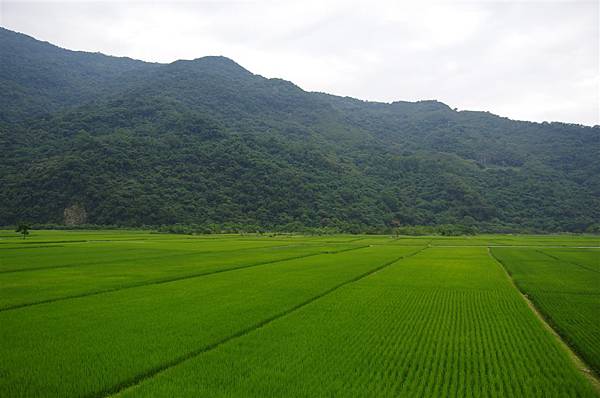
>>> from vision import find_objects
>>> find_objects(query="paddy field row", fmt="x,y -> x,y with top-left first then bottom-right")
0,231 -> 597,397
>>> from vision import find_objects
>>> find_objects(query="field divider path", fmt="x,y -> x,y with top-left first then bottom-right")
0,242 -> 317,274
0,239 -> 89,245
333,237 -> 368,243
102,246 -> 428,398
534,249 -> 600,274
431,245 -> 600,248
488,248 -> 600,394
0,238 -> 167,246
0,245 -> 370,313
0,245 -> 66,250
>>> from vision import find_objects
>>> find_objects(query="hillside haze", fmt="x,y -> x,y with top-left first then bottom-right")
1,27 -> 598,233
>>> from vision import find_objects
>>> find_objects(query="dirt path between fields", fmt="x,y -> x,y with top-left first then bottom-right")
488,248 -> 600,395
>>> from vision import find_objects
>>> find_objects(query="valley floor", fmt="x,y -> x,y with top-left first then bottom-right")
0,230 -> 598,397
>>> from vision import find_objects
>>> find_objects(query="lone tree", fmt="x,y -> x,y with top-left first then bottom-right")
16,223 -> 29,239
390,219 -> 401,238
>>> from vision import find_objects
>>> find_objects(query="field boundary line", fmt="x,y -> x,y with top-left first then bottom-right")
488,248 -> 600,393
0,239 -> 89,245
431,245 -> 600,248
534,249 -> 600,274
0,245 -> 66,250
334,237 -> 368,243
0,242 -> 329,274
0,236 -> 227,245
0,245 -> 371,313
99,246 -> 428,398
0,238 -> 165,246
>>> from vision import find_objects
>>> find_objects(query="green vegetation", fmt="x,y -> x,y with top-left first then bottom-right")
491,247 -> 600,376
14,223 -> 29,239
0,231 -> 598,397
0,239 -> 365,310
1,28 -> 599,232
0,234 -> 419,397
1,15 -> 597,398
119,247 -> 596,397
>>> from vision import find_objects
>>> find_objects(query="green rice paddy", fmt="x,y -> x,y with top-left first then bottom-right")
0,230 -> 598,397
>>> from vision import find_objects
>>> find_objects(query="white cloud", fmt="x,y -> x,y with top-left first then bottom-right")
1,0 -> 598,125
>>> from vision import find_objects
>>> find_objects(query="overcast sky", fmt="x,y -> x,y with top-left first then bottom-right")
1,0 -> 598,125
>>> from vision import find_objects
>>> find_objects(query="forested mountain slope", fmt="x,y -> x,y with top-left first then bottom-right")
1,27 -> 598,232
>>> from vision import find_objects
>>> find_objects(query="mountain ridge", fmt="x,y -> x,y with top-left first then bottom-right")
5,27 -> 593,127
1,27 -> 598,233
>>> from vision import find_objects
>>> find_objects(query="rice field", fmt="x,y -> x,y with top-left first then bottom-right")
491,247 -> 600,377
0,230 -> 598,397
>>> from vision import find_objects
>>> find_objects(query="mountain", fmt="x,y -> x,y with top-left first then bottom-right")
1,27 -> 598,233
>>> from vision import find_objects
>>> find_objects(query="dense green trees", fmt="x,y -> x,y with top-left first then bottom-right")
1,28 -> 598,233
15,223 -> 29,239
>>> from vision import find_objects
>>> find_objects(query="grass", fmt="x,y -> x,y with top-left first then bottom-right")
491,247 -> 600,377
0,230 -> 598,397
0,240 -> 420,397
0,240 -> 364,310
116,247 -> 597,398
